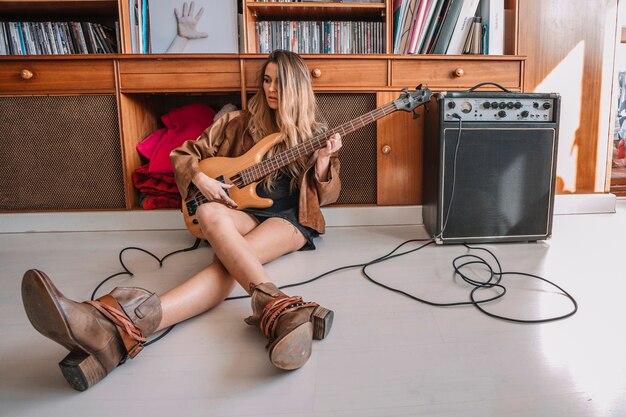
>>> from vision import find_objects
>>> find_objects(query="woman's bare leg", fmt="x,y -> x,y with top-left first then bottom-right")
157,208 -> 306,330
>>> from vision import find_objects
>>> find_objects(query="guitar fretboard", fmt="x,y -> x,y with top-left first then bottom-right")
230,101 -> 398,188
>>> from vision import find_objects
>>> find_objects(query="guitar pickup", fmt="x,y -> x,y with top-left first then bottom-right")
216,175 -> 231,198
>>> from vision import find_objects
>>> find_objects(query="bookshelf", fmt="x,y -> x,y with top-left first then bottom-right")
243,0 -> 391,54
0,0 -> 528,214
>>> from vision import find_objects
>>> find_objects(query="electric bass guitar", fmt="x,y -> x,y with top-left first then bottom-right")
182,86 -> 432,239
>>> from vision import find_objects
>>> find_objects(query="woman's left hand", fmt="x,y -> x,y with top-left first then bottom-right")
315,133 -> 342,181
317,133 -> 342,159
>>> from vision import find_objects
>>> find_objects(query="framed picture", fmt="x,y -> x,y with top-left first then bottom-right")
148,0 -> 238,53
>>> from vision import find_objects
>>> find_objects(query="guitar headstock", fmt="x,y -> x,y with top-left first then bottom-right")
394,85 -> 433,112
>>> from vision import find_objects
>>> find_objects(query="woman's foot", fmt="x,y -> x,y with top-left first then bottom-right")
245,282 -> 333,370
21,269 -> 162,391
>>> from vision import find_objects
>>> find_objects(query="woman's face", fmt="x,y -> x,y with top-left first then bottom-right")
263,62 -> 279,110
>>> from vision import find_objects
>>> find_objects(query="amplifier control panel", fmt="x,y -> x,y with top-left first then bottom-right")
441,97 -> 556,122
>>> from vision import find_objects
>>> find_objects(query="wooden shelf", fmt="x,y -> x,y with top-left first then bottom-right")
246,1 -> 386,21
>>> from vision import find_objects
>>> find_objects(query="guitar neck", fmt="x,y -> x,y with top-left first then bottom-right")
240,101 -> 398,184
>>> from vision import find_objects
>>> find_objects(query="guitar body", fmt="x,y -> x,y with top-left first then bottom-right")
182,132 -> 283,239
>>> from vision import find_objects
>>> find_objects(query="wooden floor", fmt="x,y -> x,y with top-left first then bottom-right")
2,200 -> 626,417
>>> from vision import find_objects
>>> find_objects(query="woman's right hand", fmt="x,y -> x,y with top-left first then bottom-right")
192,172 -> 238,208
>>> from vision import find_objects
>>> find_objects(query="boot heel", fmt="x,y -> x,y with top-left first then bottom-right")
59,347 -> 107,392
312,306 -> 334,340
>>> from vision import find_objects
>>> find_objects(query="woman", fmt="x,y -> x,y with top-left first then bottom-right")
21,50 -> 343,391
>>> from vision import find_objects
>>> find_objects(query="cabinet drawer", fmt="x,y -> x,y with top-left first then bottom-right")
119,59 -> 241,92
0,60 -> 115,94
244,58 -> 387,89
392,59 -> 522,90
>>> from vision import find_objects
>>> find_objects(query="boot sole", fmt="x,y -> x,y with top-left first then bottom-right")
269,306 -> 334,370
22,269 -> 107,391
270,322 -> 313,370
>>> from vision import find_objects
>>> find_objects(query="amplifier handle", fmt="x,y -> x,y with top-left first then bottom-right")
467,82 -> 511,93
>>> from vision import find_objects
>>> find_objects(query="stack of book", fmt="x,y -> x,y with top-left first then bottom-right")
392,0 -> 504,55
256,21 -> 385,54
0,22 -> 117,55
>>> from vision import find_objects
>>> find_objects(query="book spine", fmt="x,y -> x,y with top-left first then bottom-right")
446,0 -> 481,54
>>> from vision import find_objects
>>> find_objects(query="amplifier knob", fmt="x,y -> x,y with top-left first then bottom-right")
533,102 -> 539,108
507,102 -> 514,109
498,110 -> 507,118
542,102 -> 552,109
491,101 -> 498,109
498,102 -> 506,109
483,101 -> 491,108
520,110 -> 529,118
514,102 -> 522,109
447,101 -> 456,109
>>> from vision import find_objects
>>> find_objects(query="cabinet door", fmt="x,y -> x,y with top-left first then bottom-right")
377,91 -> 424,205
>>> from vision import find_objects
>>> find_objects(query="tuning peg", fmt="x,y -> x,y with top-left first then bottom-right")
416,84 -> 423,90
401,87 -> 409,94
412,109 -> 420,119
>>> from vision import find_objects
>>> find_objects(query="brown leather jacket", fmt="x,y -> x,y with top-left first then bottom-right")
170,110 -> 341,234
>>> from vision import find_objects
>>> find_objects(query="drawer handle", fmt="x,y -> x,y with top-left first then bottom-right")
311,68 -> 322,78
20,69 -> 34,80
382,145 -> 392,155
453,67 -> 464,78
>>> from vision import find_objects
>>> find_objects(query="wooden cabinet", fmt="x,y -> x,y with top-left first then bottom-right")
0,0 -> 526,213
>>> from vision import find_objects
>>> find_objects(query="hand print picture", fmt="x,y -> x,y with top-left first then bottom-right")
148,0 -> 238,53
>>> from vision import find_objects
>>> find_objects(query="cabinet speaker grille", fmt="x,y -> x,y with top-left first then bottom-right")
316,93 -> 377,205
0,95 -> 125,211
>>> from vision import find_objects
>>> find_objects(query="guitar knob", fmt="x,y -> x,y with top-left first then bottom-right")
311,68 -> 322,78
453,67 -> 464,77
382,145 -> 392,155
20,69 -> 34,80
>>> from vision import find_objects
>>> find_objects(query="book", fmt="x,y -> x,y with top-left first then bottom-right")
148,0 -> 238,54
395,0 -> 420,54
446,0 -> 480,55
419,0 -> 448,54
406,0 -> 430,54
462,16 -> 482,54
392,0 -> 405,49
430,0 -> 463,54
479,0 -> 504,54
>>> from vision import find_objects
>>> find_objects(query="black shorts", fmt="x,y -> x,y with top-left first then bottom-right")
242,174 -> 318,251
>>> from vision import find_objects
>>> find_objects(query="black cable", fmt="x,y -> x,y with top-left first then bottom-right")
90,238 -> 202,347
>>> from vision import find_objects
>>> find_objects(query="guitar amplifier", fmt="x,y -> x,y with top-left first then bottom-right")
422,91 -> 561,244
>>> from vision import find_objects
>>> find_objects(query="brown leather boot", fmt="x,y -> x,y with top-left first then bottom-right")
21,269 -> 162,391
245,282 -> 333,370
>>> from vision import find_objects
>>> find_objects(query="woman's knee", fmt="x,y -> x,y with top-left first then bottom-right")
196,202 -> 232,230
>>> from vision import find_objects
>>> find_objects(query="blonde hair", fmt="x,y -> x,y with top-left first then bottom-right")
247,50 -> 327,190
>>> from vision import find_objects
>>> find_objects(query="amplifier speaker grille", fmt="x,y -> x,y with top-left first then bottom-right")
316,93 -> 377,205
440,127 -> 556,240
0,95 -> 125,211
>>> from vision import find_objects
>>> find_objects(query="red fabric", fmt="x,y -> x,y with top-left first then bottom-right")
137,103 -> 216,173
142,195 -> 182,210
618,139 -> 625,159
132,164 -> 181,209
